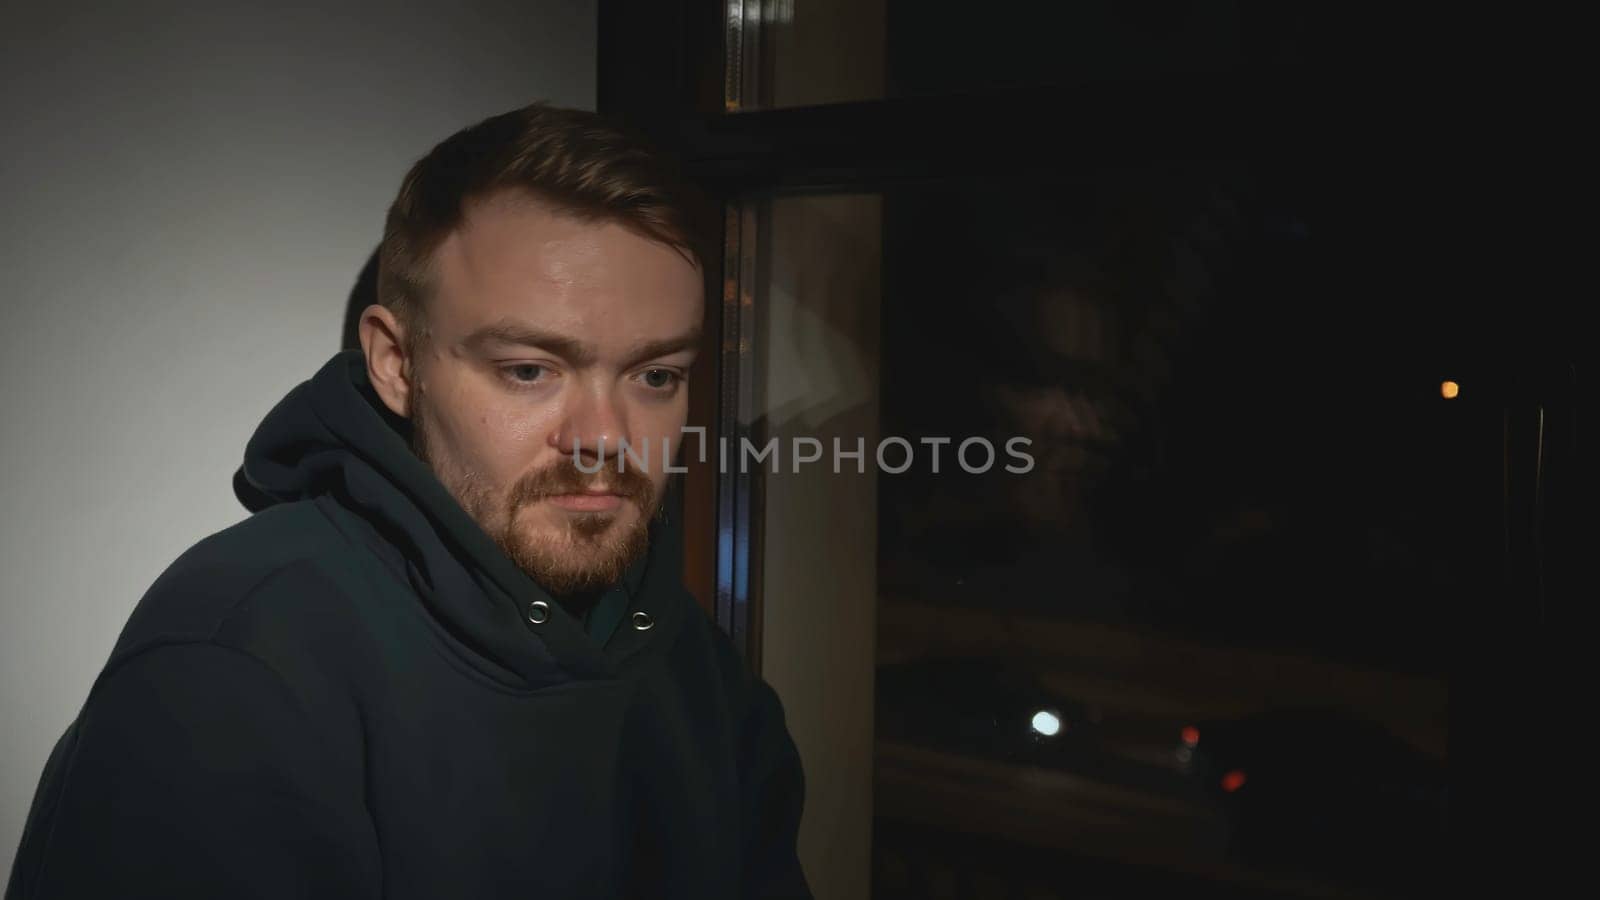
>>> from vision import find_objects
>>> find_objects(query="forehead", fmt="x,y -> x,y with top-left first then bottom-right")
428,192 -> 702,344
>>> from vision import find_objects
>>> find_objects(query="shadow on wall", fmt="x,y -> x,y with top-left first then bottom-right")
342,246 -> 380,352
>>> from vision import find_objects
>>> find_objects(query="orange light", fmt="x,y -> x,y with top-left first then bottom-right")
1440,380 -> 1459,399
1221,770 -> 1247,792
1181,726 -> 1200,746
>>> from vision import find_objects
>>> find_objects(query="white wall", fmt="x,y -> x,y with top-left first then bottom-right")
0,1 -> 595,878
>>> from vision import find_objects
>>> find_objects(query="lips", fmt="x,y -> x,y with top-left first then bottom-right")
543,492 -> 625,513
507,457 -> 652,518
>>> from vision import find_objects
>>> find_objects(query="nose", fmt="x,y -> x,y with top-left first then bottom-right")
548,383 -> 631,468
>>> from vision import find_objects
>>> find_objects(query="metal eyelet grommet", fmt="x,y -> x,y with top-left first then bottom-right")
527,600 -> 550,625
631,611 -> 655,631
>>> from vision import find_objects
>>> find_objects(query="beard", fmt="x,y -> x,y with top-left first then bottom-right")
410,400 -> 658,597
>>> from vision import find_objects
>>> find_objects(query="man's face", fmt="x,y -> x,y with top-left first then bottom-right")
407,192 -> 702,596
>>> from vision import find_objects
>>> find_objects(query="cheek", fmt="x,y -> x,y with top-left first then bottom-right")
484,402 -> 561,464
440,391 -> 560,480
490,405 -> 543,445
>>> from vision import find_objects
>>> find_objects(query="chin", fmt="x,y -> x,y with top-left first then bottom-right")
527,502 -> 639,539
515,499 -> 640,557
500,504 -> 650,595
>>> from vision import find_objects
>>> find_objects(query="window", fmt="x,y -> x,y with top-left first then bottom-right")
597,3 -> 1554,896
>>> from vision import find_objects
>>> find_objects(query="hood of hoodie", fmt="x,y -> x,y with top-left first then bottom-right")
231,349 -> 687,689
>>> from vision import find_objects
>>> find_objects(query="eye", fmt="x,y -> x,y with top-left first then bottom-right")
502,364 -> 549,385
640,368 -> 680,390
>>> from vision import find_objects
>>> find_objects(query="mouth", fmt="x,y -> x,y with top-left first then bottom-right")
542,491 -> 626,513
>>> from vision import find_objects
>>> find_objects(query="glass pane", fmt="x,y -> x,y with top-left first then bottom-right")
736,0 -> 1268,111
750,163 -> 1458,899
755,193 -> 884,900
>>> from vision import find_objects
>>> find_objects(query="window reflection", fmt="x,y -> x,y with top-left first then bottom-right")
751,164 -> 1451,898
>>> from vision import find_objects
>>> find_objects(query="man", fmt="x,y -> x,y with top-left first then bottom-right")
6,103 -> 810,899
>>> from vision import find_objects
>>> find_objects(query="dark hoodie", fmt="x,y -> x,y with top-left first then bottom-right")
5,350 -> 811,900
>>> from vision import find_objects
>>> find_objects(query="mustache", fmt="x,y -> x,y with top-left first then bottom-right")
506,455 -> 654,511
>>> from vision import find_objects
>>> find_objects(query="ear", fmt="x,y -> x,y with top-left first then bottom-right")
359,304 -> 418,418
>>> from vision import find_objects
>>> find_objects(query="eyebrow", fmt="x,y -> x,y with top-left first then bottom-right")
461,321 -> 701,369
621,331 -> 703,368
462,322 -> 598,366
